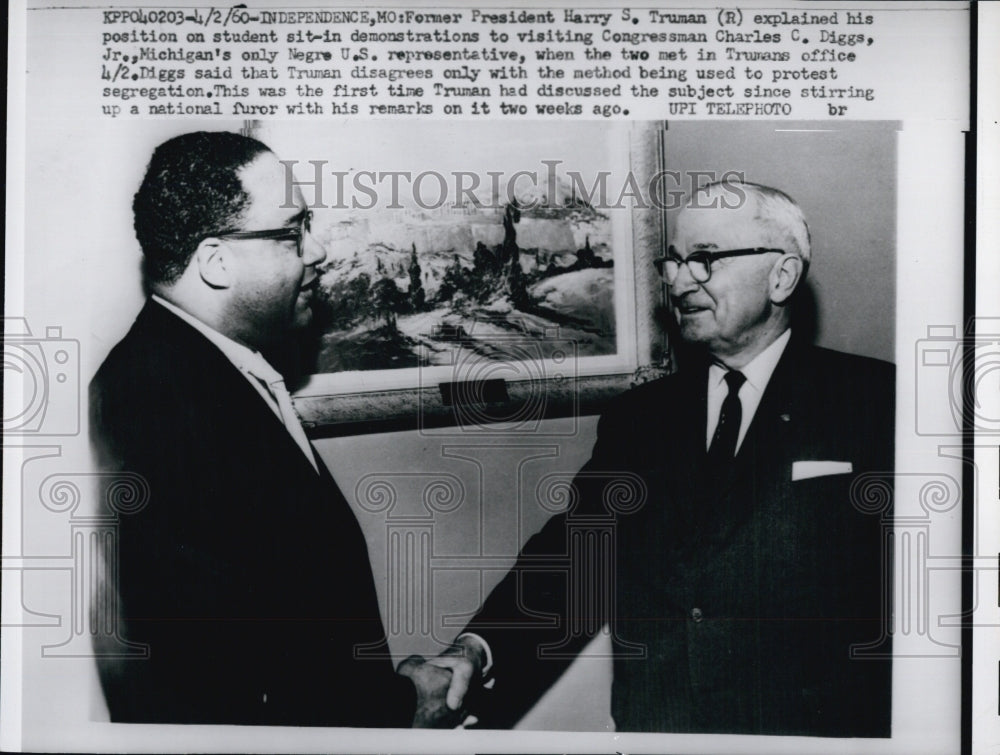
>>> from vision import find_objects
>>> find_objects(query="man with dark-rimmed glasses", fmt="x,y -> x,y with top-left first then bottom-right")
414,180 -> 894,737
89,131 -> 428,726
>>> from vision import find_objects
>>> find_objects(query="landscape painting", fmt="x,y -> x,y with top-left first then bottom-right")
252,122 -> 626,378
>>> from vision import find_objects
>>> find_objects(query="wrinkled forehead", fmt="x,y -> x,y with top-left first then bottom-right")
672,199 -> 768,251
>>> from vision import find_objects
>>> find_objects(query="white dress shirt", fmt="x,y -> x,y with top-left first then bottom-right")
705,328 -> 791,453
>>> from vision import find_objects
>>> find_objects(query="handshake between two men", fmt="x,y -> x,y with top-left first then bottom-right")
397,636 -> 488,728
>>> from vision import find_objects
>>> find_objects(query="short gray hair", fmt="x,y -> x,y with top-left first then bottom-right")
691,181 -> 811,274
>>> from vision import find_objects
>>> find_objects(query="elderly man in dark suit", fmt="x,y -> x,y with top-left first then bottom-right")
415,181 -> 894,737
90,131 -> 440,726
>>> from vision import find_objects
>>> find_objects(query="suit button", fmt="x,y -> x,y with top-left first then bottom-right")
691,607 -> 703,623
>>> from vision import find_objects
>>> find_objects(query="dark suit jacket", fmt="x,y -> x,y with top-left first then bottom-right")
90,301 -> 414,726
466,339 -> 893,736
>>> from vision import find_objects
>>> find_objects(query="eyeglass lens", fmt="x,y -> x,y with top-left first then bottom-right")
661,253 -> 710,283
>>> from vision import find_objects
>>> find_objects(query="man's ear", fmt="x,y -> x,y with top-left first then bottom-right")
194,238 -> 231,289
769,254 -> 804,305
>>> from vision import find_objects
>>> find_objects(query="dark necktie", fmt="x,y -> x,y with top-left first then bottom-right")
708,370 -> 747,464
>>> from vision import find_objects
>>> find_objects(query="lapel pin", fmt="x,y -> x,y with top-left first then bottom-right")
780,413 -> 791,422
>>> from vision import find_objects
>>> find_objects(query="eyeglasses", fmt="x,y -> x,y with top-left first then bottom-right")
215,210 -> 313,258
653,246 -> 785,284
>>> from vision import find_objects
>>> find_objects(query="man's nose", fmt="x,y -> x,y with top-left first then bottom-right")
302,230 -> 327,266
668,259 -> 700,296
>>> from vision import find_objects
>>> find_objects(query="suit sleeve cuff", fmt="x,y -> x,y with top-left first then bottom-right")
456,632 -> 493,676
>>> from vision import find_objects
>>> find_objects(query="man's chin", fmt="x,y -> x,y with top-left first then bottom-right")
677,317 -> 714,343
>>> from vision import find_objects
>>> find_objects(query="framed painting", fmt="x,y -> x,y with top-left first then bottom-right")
249,121 -> 665,434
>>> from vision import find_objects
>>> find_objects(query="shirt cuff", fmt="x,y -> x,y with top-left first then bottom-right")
456,632 -> 493,676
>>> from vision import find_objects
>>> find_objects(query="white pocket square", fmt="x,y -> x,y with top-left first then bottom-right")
791,460 -> 853,481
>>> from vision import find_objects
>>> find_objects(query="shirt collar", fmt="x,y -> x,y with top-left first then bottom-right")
151,295 -> 282,382
708,328 -> 792,393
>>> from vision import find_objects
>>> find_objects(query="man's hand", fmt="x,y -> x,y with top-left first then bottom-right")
397,654 -> 462,728
396,636 -> 487,728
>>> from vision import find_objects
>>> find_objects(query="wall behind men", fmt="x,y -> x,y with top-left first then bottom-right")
19,120 -> 896,737
663,120 -> 897,364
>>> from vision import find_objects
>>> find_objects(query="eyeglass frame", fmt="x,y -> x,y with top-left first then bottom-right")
653,246 -> 786,284
213,209 -> 313,258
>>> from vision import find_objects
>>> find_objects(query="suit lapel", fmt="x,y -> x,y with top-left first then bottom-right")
737,338 -> 804,468
719,340 -> 805,525
652,359 -> 711,547
139,301 -> 322,480
692,341 -> 805,537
